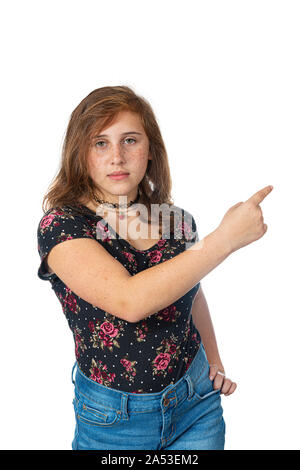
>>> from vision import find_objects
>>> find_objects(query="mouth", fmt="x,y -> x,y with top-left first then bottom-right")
108,172 -> 130,180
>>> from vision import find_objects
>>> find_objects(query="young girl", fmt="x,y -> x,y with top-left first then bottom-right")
37,85 -> 272,450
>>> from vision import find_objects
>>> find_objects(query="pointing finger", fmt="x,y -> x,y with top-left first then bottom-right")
246,185 -> 273,206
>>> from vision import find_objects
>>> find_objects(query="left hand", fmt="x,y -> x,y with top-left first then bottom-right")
209,363 -> 237,396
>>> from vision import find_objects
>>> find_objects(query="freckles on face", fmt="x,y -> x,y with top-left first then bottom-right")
128,145 -> 149,167
127,146 -> 151,181
86,152 -> 103,182
87,140 -> 150,179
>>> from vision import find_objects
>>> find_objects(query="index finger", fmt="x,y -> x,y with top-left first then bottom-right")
246,185 -> 273,205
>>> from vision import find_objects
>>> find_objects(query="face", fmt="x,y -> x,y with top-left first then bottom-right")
87,110 -> 151,205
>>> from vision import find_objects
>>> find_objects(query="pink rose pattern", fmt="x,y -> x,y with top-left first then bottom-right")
134,320 -> 149,342
89,358 -> 116,386
38,208 -> 94,273
96,220 -> 113,243
152,333 -> 180,378
120,356 -> 137,383
37,205 -> 201,393
156,305 -> 181,322
88,313 -> 125,351
56,287 -> 80,315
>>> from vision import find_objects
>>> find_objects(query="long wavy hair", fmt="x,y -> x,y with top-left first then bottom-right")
42,85 -> 178,236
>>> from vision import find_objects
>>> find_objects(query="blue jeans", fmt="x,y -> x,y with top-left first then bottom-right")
71,342 -> 226,450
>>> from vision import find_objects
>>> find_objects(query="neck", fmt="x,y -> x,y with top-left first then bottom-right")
93,191 -> 140,208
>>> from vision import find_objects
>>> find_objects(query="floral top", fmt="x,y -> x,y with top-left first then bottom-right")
37,203 -> 202,393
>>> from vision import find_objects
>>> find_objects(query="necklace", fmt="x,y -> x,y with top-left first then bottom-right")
92,191 -> 141,220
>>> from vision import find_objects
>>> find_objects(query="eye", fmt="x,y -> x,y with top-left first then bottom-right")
95,138 -> 136,148
95,140 -> 106,148
124,138 -> 136,144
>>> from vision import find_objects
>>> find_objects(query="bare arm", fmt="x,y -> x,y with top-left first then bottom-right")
128,230 -> 231,322
120,179 -> 273,322
47,228 -> 230,324
191,285 -> 224,372
46,185 -> 272,323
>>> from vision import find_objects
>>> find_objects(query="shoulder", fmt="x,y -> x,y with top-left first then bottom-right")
38,205 -> 89,231
37,205 -> 95,260
37,205 -> 95,244
38,205 -> 70,225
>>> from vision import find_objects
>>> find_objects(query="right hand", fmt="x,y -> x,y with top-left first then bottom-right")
216,185 -> 273,254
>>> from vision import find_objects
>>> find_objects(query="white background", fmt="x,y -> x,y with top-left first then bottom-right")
0,0 -> 299,450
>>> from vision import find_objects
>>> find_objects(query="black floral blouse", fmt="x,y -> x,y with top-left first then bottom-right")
37,203 -> 202,393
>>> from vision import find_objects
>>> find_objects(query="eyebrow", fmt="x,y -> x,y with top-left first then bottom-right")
92,131 -> 143,139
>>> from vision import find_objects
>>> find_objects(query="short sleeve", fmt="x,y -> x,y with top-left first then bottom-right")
37,206 -> 95,281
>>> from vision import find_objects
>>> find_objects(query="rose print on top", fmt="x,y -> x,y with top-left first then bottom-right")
154,352 -> 171,371
73,326 -> 87,360
38,208 -> 94,265
183,333 -> 200,372
173,212 -> 198,247
39,209 -> 65,231
152,333 -> 180,378
191,331 -> 201,346
149,250 -> 162,264
122,250 -> 139,274
146,239 -> 176,266
134,320 -> 149,342
156,304 -> 181,322
89,358 -> 116,386
88,313 -> 125,351
39,232 -> 74,265
96,220 -> 113,243
120,356 -> 137,383
40,213 -> 56,229
157,239 -> 167,249
55,287 -> 80,315
37,204 -> 202,393
182,220 -> 194,241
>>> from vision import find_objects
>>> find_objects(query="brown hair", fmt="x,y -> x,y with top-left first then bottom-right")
42,85 -> 178,235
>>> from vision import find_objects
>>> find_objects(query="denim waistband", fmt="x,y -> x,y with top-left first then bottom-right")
72,342 -> 208,414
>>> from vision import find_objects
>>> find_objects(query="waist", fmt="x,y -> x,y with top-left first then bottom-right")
73,341 -> 208,413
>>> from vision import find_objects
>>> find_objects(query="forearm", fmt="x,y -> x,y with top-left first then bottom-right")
191,291 -> 224,369
128,229 -> 231,322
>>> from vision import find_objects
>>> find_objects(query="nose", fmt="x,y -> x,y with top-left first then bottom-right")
110,143 -> 126,164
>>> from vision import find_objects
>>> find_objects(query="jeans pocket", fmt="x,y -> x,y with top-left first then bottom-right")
193,385 -> 221,401
76,393 -> 122,427
193,367 -> 221,401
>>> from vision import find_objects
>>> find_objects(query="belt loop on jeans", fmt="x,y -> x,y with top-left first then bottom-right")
184,375 -> 194,400
71,361 -> 77,385
120,394 -> 129,420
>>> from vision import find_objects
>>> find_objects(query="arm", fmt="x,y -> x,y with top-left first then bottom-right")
47,228 -> 231,324
192,285 -> 239,396
191,284 -> 224,373
129,229 -> 231,322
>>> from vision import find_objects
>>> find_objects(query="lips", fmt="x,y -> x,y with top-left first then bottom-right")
108,171 -> 129,176
108,173 -> 129,181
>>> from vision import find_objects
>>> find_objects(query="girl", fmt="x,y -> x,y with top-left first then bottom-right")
37,85 -> 272,450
